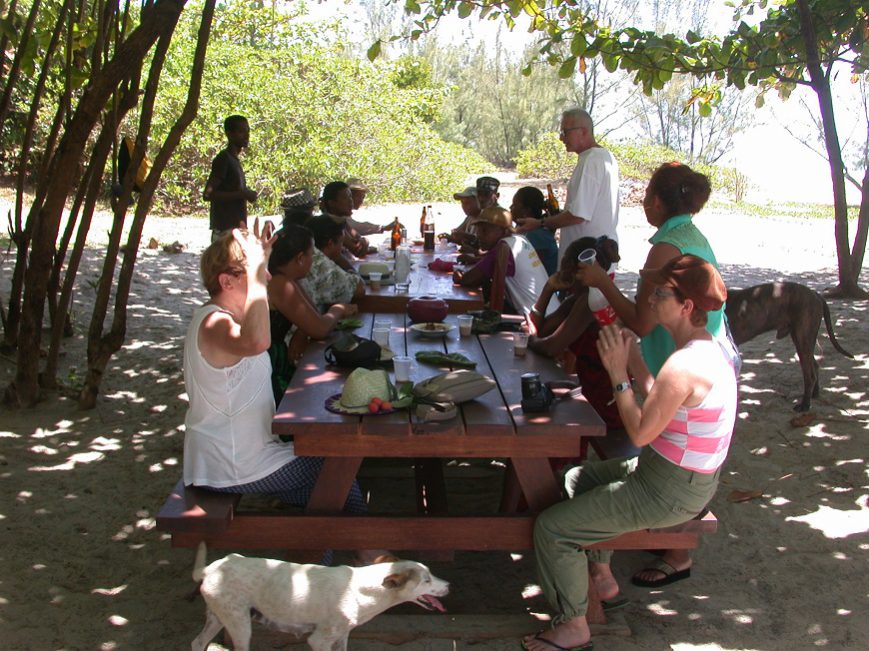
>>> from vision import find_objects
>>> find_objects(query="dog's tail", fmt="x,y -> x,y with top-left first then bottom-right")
822,299 -> 855,358
192,541 -> 207,583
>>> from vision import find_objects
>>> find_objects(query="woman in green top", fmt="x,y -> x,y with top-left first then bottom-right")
576,161 -> 735,588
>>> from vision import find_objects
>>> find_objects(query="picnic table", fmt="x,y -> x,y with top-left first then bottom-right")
355,244 -> 484,313
272,311 -> 606,550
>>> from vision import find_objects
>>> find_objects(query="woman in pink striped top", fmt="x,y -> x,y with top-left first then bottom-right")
523,255 -> 736,651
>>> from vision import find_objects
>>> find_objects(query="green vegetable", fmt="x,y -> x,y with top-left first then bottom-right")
336,318 -> 363,331
414,350 -> 476,369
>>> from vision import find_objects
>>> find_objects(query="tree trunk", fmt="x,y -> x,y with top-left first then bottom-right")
0,0 -> 42,136
44,124 -> 116,389
6,0 -> 187,407
795,0 -> 863,297
79,0 -> 216,407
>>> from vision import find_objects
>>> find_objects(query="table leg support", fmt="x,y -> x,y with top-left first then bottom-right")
306,457 -> 364,513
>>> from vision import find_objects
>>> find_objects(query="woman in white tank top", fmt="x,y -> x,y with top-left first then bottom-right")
182,223 -> 367,518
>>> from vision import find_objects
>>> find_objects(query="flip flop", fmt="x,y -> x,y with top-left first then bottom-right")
601,594 -> 630,611
631,558 -> 691,588
520,631 -> 593,651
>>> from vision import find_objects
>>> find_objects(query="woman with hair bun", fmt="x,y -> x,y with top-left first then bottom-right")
575,161 -> 739,589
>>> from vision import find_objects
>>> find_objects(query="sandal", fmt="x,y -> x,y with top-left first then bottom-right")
521,631 -> 593,651
631,558 -> 691,588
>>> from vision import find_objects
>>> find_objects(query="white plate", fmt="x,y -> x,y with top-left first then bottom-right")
409,322 -> 455,338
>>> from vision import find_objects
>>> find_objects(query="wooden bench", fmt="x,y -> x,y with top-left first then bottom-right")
157,479 -> 717,554
157,478 -> 716,628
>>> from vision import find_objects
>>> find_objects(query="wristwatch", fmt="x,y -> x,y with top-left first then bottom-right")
613,381 -> 632,394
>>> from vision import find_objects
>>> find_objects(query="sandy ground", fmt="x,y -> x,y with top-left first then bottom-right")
0,182 -> 867,650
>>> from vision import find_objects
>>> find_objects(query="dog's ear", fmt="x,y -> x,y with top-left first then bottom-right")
382,570 -> 413,589
373,554 -> 401,564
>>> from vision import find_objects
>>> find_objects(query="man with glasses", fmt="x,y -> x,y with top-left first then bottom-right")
517,108 -> 619,264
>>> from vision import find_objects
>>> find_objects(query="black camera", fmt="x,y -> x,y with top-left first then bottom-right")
520,372 -> 554,413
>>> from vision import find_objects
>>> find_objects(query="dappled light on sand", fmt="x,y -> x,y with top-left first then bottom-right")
786,495 -> 869,539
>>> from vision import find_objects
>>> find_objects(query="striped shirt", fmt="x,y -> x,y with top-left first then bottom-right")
650,338 -> 737,473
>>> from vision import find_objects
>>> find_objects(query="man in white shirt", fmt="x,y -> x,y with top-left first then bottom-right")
517,108 -> 619,264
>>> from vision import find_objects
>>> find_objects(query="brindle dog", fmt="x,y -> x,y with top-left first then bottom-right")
725,281 -> 854,411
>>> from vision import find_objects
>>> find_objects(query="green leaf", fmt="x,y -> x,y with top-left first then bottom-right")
366,40 -> 382,62
755,93 -> 765,108
558,56 -> 577,78
698,102 -> 712,117
570,34 -> 587,57
458,2 -> 473,19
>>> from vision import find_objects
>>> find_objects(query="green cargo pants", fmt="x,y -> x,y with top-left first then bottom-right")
533,447 -> 719,620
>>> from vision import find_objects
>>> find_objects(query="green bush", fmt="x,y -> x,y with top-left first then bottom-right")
147,6 -> 490,214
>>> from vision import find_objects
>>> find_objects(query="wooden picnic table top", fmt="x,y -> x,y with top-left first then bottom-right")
274,312 -> 605,453
274,312 -> 605,512
355,245 -> 484,313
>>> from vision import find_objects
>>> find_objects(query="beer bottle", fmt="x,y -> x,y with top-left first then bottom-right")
546,184 -> 560,216
423,209 -> 435,251
390,217 -> 401,251
420,205 -> 427,237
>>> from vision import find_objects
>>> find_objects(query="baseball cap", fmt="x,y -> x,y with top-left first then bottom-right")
346,178 -> 368,191
640,254 -> 727,312
280,187 -> 316,209
453,186 -> 477,200
469,206 -> 513,230
476,176 -> 500,193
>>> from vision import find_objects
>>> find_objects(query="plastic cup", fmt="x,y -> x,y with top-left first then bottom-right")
393,355 -> 412,383
369,271 -> 382,290
374,319 -> 391,331
513,332 -> 529,357
457,314 -> 474,337
372,327 -> 390,347
578,248 -> 597,266
394,281 -> 410,294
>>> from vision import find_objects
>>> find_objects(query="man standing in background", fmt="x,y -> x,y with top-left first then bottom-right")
517,108 -> 619,263
203,115 -> 258,239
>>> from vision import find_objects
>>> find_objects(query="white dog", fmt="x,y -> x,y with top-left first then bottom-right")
191,544 -> 449,651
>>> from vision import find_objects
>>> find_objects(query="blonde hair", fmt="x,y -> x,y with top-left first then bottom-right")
200,231 -> 246,297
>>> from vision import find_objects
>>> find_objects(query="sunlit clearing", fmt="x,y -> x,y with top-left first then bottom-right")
769,496 -> 791,506
105,390 -> 144,403
108,614 -> 128,626
91,437 -> 121,452
100,642 -> 119,650
835,458 -> 864,467
510,553 -> 524,562
30,445 -> 58,455
837,609 -> 852,615
92,585 -> 128,596
673,645 -> 749,650
786,495 -> 869,538
0,430 -> 21,439
647,602 -> 678,616
805,427 -> 850,441
31,451 -> 105,471
521,583 -> 542,599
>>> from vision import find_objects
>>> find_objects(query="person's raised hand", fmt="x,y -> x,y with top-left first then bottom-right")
515,217 -> 543,234
547,269 -> 575,291
596,324 -> 630,378
244,187 -> 258,203
574,259 -> 608,288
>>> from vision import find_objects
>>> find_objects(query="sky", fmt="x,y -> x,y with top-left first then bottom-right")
309,0 -> 864,205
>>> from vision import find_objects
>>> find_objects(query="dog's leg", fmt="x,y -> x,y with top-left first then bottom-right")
219,613 -> 252,651
791,317 -> 821,412
191,608 -> 225,651
307,627 -> 344,651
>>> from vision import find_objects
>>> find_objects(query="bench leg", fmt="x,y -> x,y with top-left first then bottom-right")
414,458 -> 448,514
